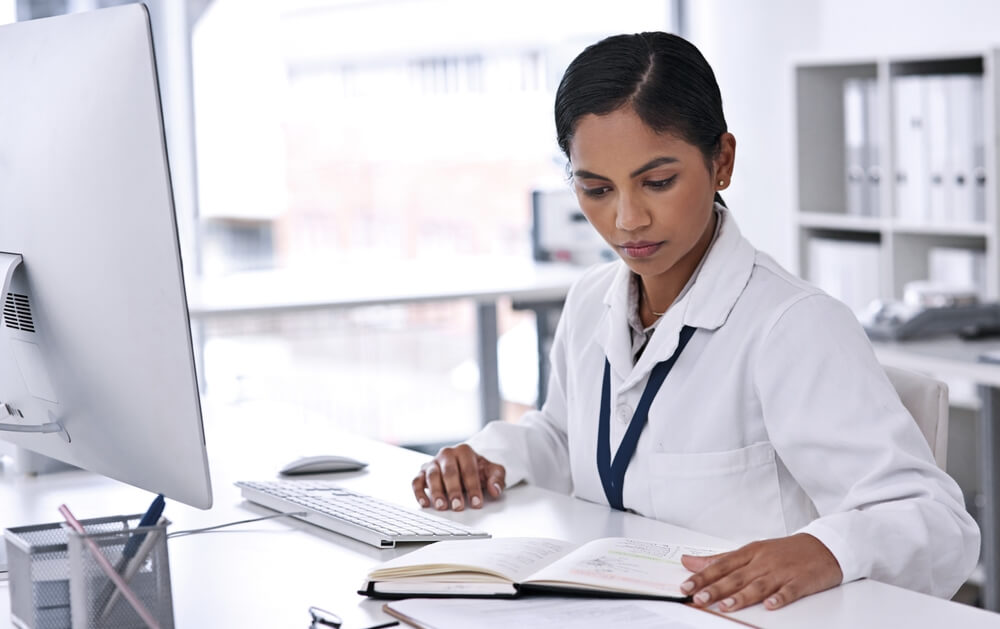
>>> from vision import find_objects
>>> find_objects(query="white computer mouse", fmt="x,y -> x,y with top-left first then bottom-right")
279,455 -> 368,476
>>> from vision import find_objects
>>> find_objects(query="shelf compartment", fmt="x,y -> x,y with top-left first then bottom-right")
797,211 -> 885,233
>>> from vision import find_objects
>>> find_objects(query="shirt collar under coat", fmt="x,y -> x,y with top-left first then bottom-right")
593,205 -> 756,391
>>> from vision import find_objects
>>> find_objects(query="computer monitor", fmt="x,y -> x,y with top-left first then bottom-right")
0,4 -> 212,509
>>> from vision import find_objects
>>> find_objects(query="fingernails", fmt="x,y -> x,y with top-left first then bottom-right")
766,596 -> 779,608
721,597 -> 735,609
492,482 -> 502,494
435,498 -> 445,509
451,498 -> 463,510
418,498 -> 428,508
680,581 -> 694,594
471,495 -> 482,507
694,591 -> 710,605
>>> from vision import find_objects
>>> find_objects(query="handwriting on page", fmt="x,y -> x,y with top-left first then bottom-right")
474,539 -> 575,578
552,538 -> 720,594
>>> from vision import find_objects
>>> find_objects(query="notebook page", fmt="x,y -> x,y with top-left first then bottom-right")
368,537 -> 575,582
524,537 -> 721,597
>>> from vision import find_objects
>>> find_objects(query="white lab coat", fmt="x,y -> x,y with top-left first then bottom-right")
467,207 -> 980,597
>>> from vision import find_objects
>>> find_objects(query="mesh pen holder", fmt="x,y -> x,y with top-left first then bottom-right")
5,514 -> 175,629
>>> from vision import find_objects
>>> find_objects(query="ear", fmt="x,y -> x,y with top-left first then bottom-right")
713,132 -> 736,189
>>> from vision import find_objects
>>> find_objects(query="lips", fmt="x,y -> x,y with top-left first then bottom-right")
620,241 -> 663,258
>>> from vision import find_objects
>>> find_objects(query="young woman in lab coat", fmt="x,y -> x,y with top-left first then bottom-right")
410,32 -> 980,611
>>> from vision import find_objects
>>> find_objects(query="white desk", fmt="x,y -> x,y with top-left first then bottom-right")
2,400 -> 998,628
185,266 -> 1000,615
186,258 -> 586,426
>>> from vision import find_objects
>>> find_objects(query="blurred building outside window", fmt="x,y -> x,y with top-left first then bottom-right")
192,0 -> 675,447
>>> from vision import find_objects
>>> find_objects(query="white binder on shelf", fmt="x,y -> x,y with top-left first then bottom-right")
971,76 -> 987,222
947,75 -> 976,223
893,75 -> 930,224
925,75 -> 951,224
865,78 -> 881,217
844,78 -> 868,216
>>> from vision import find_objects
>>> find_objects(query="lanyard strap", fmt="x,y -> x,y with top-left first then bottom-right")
597,325 -> 697,511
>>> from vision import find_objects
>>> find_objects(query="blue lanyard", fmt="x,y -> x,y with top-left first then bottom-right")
597,325 -> 697,511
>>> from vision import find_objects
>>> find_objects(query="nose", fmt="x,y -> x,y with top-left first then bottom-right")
615,192 -> 650,231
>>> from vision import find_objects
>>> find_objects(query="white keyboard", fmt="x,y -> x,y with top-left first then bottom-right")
235,480 -> 490,548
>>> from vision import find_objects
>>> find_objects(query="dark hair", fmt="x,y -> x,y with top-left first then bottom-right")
554,32 -> 728,206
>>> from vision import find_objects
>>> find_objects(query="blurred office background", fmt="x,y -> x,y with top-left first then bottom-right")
4,0 -> 1000,450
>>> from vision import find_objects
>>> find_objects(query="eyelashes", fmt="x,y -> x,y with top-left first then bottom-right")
581,186 -> 612,199
645,175 -> 678,190
579,175 -> 678,199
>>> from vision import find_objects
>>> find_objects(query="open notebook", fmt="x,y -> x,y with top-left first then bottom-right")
360,536 -> 726,600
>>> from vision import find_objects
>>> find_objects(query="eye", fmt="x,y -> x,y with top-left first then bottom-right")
580,185 -> 612,199
645,175 -> 678,190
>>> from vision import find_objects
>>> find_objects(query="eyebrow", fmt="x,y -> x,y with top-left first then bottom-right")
572,156 -> 679,182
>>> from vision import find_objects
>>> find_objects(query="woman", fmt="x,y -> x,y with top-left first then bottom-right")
410,32 -> 980,612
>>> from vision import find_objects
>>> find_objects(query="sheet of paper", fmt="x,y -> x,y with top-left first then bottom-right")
386,597 -> 743,629
368,537 -> 575,582
526,537 -> 722,597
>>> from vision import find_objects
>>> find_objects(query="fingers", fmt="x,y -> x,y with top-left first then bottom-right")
682,534 -> 843,612
481,456 -> 506,498
438,446 -> 480,511
410,445 -> 506,511
681,549 -> 746,593
680,552 -> 721,573
410,469 -> 432,508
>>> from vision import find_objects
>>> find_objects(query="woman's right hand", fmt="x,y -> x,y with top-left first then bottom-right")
411,444 -> 506,511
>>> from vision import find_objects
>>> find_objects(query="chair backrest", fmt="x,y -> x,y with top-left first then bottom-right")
883,365 -> 949,469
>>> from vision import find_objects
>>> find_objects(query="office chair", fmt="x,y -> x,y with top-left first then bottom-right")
884,365 -> 949,469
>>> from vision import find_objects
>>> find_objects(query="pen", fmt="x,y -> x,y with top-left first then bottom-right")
98,516 -> 166,622
95,494 -> 166,610
123,494 -> 166,559
58,504 -> 161,629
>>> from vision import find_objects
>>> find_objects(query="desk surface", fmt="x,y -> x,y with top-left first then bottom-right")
186,258 -> 587,319
873,336 -> 1000,387
2,400 -> 998,628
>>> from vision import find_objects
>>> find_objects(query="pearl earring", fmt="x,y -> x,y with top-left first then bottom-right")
718,180 -> 725,187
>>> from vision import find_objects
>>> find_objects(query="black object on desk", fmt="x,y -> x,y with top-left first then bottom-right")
863,302 -> 1000,341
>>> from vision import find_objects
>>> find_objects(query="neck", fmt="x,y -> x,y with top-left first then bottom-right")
638,210 -> 718,326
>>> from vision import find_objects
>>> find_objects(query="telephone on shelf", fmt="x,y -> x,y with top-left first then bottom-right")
861,282 -> 1000,341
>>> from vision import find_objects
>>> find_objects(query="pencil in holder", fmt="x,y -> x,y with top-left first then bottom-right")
4,514 -> 175,629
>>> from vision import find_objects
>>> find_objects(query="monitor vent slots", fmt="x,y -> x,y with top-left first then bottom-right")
3,293 -> 35,333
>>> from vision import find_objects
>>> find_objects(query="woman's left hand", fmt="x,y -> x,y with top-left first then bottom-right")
680,533 -> 843,612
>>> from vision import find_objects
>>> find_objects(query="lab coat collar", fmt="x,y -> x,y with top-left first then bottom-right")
684,206 -> 755,331
593,206 -> 754,389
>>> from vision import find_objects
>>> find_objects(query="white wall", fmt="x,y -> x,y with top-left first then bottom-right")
816,0 -> 1000,56
687,0 -> 821,271
687,0 -> 1000,273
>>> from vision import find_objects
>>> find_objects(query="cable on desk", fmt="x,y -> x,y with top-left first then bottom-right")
167,511 -> 308,539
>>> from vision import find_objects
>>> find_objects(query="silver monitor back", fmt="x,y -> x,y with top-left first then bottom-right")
0,4 -> 212,508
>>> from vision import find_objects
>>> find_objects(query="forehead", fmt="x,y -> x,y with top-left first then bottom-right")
568,107 -> 700,173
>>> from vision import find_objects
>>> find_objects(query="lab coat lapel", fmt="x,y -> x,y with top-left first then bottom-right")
624,207 -> 755,390
591,208 -> 755,392
592,263 -> 634,383
684,207 -> 755,331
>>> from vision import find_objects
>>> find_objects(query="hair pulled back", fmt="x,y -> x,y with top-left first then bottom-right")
554,32 -> 728,205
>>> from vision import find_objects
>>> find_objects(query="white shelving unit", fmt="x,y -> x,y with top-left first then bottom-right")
794,51 -> 1000,305
794,51 -> 1000,606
